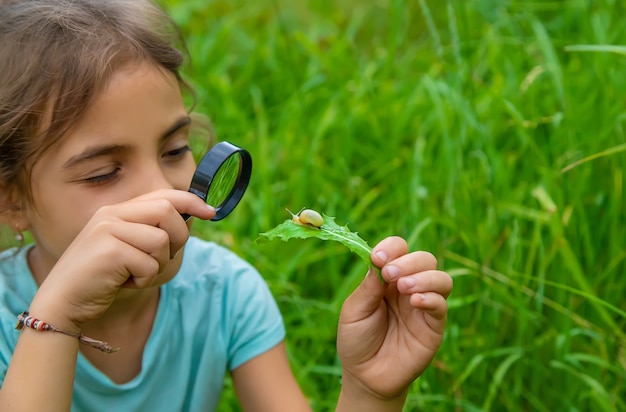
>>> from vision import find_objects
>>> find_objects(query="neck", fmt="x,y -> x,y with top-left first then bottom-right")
80,289 -> 161,384
82,288 -> 160,336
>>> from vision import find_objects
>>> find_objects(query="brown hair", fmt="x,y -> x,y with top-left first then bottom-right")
0,0 -> 194,207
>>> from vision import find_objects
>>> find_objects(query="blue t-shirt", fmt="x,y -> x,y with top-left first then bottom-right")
0,236 -> 285,411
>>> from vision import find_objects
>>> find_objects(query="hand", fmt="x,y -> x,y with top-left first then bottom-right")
337,236 -> 452,402
29,189 -> 215,330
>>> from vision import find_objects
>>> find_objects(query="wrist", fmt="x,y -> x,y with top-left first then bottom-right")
336,374 -> 407,412
28,297 -> 82,334
18,306 -> 119,353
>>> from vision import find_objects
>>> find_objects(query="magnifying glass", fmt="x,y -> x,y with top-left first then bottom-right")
181,141 -> 252,221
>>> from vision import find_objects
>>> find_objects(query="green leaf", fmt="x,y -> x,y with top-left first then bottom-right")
257,213 -> 383,281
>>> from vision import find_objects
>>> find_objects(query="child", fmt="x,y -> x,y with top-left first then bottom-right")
0,0 -> 453,410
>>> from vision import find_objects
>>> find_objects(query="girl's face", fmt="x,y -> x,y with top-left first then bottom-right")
22,62 -> 197,280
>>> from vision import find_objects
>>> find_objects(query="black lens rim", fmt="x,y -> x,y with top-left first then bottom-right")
185,141 -> 252,221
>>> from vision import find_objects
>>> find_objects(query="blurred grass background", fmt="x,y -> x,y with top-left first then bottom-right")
161,0 -> 626,410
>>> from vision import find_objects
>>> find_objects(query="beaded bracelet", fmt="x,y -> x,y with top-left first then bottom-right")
15,311 -> 120,353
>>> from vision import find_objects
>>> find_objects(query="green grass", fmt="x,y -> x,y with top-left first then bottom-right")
162,0 -> 626,410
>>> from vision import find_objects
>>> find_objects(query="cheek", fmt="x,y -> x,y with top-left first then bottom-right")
169,157 -> 197,191
27,183 -> 101,253
27,205 -> 89,260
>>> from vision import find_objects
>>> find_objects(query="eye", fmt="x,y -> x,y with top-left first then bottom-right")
163,145 -> 191,158
83,167 -> 121,185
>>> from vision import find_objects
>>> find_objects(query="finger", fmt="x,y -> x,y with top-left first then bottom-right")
340,267 -> 389,324
95,196 -> 202,256
99,189 -> 216,226
121,199 -> 189,257
370,236 -> 409,268
109,222 -> 173,273
409,292 -> 448,324
396,270 -> 453,299
71,222 -> 171,289
139,189 -> 217,221
380,251 -> 438,283
409,292 -> 448,347
117,244 -> 162,289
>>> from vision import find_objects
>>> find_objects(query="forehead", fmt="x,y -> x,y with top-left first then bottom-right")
34,62 -> 187,168
62,63 -> 183,144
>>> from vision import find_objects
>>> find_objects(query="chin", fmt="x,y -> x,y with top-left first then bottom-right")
153,251 -> 184,286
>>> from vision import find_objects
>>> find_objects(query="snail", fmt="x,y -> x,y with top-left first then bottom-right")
287,208 -> 324,228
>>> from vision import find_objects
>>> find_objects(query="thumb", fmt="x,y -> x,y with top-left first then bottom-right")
340,267 -> 388,323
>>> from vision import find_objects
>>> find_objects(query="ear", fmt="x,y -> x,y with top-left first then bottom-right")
0,185 -> 30,233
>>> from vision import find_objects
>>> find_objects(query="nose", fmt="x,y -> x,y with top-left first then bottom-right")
134,160 -> 176,197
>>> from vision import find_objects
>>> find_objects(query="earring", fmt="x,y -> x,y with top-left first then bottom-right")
13,222 -> 24,243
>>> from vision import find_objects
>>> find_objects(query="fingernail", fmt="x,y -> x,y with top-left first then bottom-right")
206,204 -> 216,212
375,250 -> 388,263
385,265 -> 399,281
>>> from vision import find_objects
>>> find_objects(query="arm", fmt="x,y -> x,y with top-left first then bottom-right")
232,342 -> 311,412
0,308 -> 79,411
336,236 -> 453,412
336,381 -> 406,412
0,189 -> 215,410
233,237 -> 451,412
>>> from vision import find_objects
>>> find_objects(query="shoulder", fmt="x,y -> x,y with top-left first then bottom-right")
0,246 -> 29,278
179,233 -> 283,307
0,246 -> 36,380
0,245 -> 37,312
168,236 -> 275,311
164,237 -> 285,370
172,236 -> 264,290
179,236 -> 255,273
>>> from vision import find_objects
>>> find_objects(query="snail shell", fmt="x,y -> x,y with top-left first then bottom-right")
287,208 -> 324,228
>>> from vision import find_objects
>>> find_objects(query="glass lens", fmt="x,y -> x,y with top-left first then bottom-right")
206,153 -> 241,208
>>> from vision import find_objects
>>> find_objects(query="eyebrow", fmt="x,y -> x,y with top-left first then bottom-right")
62,115 -> 192,169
